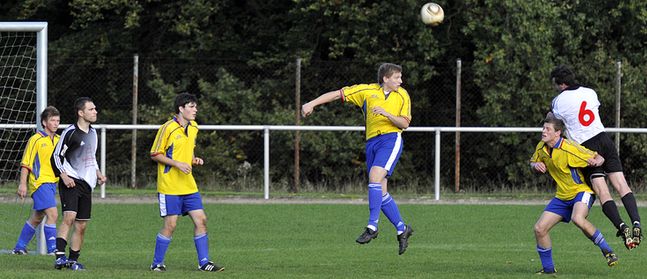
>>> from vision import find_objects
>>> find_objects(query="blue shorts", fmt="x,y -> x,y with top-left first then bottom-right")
365,132 -> 403,177
157,192 -> 204,217
544,192 -> 596,223
31,183 -> 57,211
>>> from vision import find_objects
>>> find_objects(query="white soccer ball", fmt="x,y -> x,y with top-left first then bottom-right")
420,2 -> 444,26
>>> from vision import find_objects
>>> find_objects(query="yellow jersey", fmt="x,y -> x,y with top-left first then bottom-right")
341,83 -> 411,140
150,117 -> 199,195
20,130 -> 60,195
530,137 -> 596,200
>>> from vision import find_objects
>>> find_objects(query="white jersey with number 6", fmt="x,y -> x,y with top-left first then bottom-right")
551,86 -> 605,144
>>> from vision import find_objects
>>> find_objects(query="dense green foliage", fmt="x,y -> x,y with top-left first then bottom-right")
0,202 -> 645,278
1,1 -> 646,191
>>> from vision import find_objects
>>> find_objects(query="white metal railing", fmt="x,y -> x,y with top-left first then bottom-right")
4,124 -> 647,200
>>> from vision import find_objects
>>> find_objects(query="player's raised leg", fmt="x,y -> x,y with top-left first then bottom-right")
608,173 -> 642,248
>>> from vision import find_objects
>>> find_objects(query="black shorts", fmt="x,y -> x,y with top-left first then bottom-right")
58,177 -> 92,220
581,132 -> 623,185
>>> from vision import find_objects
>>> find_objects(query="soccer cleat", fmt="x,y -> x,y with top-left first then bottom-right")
356,227 -> 379,244
605,253 -> 619,267
150,263 -> 167,272
68,261 -> 86,271
632,225 -> 642,247
397,225 -> 414,255
54,256 -> 69,270
11,248 -> 27,255
617,225 -> 634,250
535,268 -> 557,275
198,261 -> 224,272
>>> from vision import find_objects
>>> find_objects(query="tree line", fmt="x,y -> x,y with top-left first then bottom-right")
2,1 -> 646,191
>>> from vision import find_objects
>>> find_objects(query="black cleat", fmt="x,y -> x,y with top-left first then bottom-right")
356,227 -> 378,244
10,248 -> 27,255
617,225 -> 634,250
605,252 -> 619,267
150,263 -> 167,272
397,225 -> 414,255
198,261 -> 224,272
54,256 -> 69,270
632,224 -> 642,247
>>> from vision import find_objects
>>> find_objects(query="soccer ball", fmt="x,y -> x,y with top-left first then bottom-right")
420,2 -> 444,26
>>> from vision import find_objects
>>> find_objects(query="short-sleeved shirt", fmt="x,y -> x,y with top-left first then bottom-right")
341,83 -> 411,140
530,137 -> 596,200
551,85 -> 605,143
151,117 -> 199,195
21,130 -> 60,195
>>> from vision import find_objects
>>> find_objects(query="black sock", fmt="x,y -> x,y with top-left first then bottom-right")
602,200 -> 625,230
621,192 -> 641,225
68,249 -> 80,262
55,238 -> 67,258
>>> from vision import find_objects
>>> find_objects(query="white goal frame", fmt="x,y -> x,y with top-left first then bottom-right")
0,21 -> 48,255
0,21 -> 47,128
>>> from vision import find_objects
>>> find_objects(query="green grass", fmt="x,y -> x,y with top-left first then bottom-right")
0,201 -> 645,278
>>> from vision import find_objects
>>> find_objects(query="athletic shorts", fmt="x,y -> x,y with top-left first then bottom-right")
31,183 -> 57,211
365,132 -> 403,178
157,192 -> 204,217
59,178 -> 92,220
581,132 -> 623,185
544,191 -> 595,223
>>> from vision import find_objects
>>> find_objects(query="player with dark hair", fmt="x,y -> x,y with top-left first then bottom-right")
302,63 -> 414,255
149,92 -> 224,272
531,114 -> 618,274
12,106 -> 61,255
51,97 -> 107,270
550,65 -> 642,249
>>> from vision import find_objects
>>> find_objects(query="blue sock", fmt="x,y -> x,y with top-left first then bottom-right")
14,222 -> 36,251
194,233 -> 210,266
152,233 -> 171,265
381,193 -> 406,234
536,245 -> 554,272
44,224 -> 57,253
590,230 -> 613,254
367,183 -> 382,231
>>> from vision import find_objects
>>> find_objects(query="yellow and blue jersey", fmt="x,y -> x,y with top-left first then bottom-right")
20,130 -> 60,195
150,117 -> 199,195
530,137 -> 596,200
341,83 -> 411,140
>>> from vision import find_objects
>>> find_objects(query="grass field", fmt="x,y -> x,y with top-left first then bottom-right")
0,200 -> 645,278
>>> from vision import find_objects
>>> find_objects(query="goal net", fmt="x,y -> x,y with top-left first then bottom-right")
0,22 -> 47,184
0,22 -> 47,255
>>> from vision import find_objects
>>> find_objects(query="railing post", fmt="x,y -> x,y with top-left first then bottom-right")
264,126 -> 270,199
101,126 -> 106,198
435,129 -> 441,200
131,54 -> 139,188
615,60 -> 622,154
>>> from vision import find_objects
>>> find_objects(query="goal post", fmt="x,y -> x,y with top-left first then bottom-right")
0,22 -> 47,126
0,21 -> 48,255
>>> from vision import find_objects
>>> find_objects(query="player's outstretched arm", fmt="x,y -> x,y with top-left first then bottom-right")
302,90 -> 341,117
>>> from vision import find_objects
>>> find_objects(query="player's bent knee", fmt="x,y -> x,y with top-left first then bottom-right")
534,224 -> 549,237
